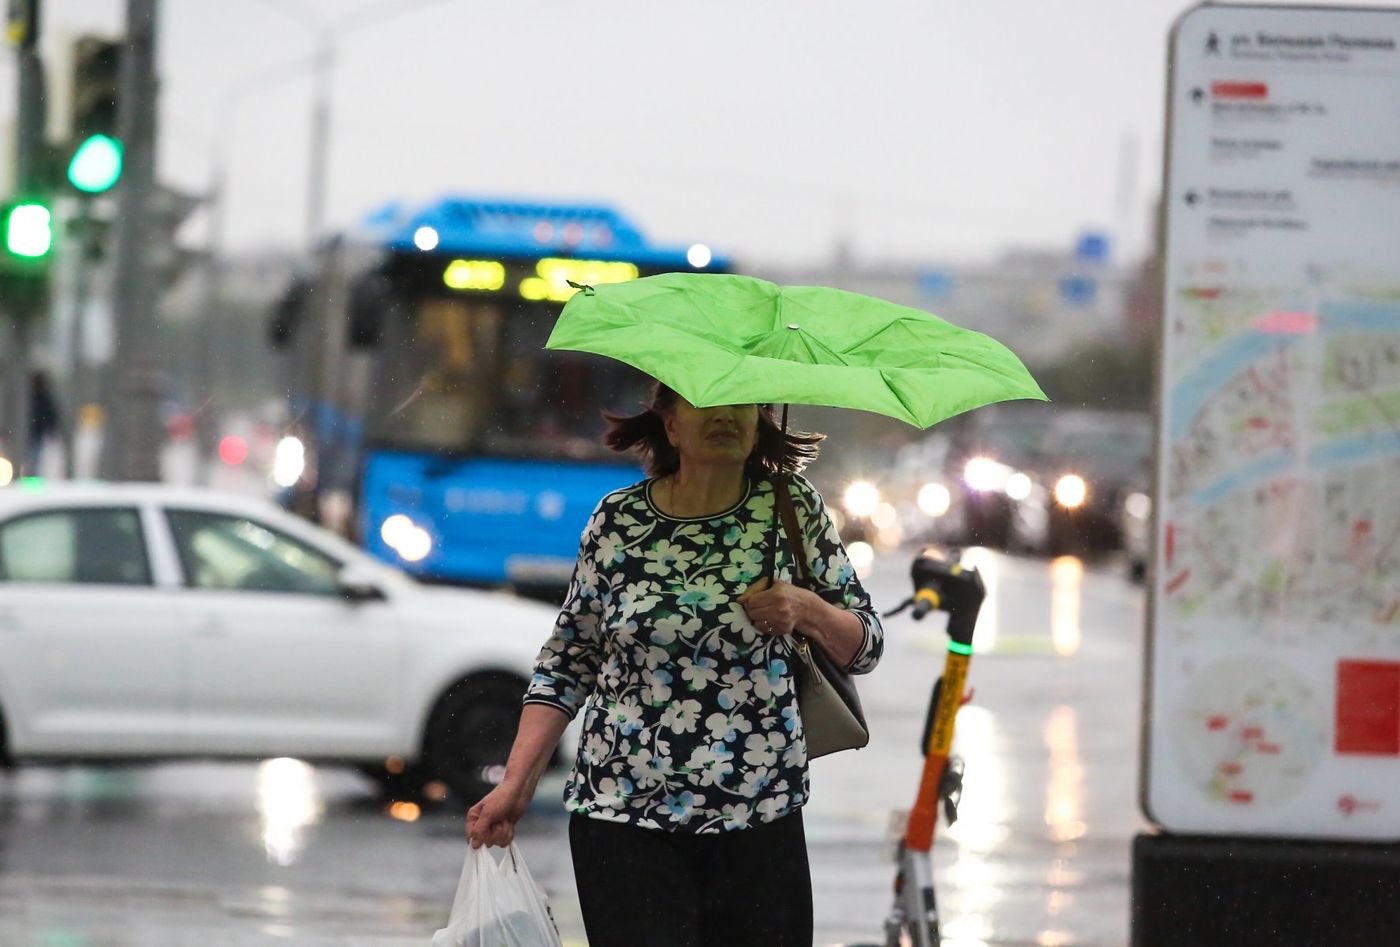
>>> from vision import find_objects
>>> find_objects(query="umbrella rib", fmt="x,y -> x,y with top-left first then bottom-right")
841,313 -> 951,357
877,370 -> 923,426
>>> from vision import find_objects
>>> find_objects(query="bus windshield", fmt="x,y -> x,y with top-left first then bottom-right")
369,294 -> 649,460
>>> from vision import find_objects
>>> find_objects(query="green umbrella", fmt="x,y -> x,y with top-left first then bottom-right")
546,272 -> 1046,429
547,271 -> 1047,582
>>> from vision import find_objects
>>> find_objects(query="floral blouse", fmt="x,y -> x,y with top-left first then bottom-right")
523,474 -> 883,834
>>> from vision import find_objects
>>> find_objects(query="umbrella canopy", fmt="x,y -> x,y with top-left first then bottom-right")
545,272 -> 1046,428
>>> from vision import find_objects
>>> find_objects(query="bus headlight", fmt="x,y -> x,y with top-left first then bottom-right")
1125,491 -> 1151,520
843,480 -> 881,519
381,514 -> 434,562
1054,474 -> 1088,509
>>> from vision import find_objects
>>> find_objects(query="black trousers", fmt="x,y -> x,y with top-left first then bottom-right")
569,810 -> 813,947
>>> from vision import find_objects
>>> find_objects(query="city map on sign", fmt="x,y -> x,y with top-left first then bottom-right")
1161,277 -> 1400,637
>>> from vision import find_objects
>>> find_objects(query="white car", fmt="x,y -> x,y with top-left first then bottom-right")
0,482 -> 563,802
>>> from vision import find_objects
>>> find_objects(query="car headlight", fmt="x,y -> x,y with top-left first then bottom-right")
963,456 -> 1009,492
1125,491 -> 1151,520
271,436 -> 306,487
1005,472 -> 1032,501
843,480 -> 881,519
917,482 -> 951,517
1054,474 -> 1088,508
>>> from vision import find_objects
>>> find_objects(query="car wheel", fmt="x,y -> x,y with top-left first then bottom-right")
424,674 -> 525,805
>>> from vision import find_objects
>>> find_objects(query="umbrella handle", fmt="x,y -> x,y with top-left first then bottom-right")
764,404 -> 790,584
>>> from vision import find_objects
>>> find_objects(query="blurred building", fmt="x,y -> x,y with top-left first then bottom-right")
745,241 -> 1145,490
749,242 -> 1135,367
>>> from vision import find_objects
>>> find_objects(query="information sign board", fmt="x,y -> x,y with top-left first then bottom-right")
1146,3 -> 1400,840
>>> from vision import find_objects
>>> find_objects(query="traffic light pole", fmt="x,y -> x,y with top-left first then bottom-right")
1,7 -> 48,477
101,0 -> 164,481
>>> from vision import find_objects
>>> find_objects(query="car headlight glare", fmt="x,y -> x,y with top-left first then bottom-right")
917,482 -> 951,517
271,436 -> 306,488
1125,491 -> 1151,520
1054,474 -> 1088,509
1005,472 -> 1033,501
963,456 -> 1008,492
843,480 -> 881,519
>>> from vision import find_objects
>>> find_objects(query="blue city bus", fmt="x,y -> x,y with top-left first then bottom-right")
270,196 -> 730,598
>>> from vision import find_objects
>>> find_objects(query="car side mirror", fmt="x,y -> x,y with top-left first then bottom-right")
337,565 -> 387,603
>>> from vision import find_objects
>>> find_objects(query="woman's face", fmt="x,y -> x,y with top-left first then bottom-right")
663,399 -> 760,471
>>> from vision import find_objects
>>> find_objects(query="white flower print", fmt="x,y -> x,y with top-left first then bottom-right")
705,709 -> 754,743
678,574 -> 725,611
751,657 -> 791,702
742,731 -> 785,768
605,697 -> 644,736
660,699 -> 702,734
721,545 -> 766,583
679,656 -> 720,691
582,732 -> 610,765
597,531 -> 628,566
739,765 -> 776,798
662,790 -> 706,825
643,539 -> 687,576
596,776 -> 634,809
627,748 -> 670,788
613,617 -> 640,648
717,668 -> 755,711
755,793 -> 790,821
639,667 -> 674,707
617,580 -> 663,619
651,612 -> 702,645
685,741 -> 736,788
721,802 -> 754,830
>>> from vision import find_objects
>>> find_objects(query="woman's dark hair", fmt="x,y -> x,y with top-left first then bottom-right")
604,381 -> 824,478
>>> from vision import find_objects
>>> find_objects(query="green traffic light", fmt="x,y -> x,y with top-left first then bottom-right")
3,203 -> 53,258
68,134 -> 124,193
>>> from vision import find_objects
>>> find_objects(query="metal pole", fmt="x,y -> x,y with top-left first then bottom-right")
2,14 -> 48,477
101,0 -> 164,481
305,37 -> 333,250
195,139 -> 228,484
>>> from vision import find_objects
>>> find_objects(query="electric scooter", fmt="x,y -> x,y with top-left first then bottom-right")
856,547 -> 987,947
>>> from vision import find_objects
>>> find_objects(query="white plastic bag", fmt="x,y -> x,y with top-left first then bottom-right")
431,842 -> 563,947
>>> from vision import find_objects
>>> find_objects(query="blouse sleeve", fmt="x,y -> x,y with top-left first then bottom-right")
522,500 -> 609,718
791,475 -> 885,675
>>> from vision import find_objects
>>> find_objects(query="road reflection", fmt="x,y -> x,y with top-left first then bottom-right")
1050,556 -> 1084,657
255,758 -> 324,866
958,546 -> 1000,654
942,703 -> 1007,947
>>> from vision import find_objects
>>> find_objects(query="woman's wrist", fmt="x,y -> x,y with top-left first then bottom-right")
797,588 -> 829,638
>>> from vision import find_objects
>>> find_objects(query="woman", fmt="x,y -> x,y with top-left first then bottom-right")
467,382 -> 883,947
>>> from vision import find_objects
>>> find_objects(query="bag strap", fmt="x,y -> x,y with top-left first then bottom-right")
773,475 -> 811,585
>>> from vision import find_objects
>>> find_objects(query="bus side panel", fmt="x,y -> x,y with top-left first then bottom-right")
361,452 -> 642,586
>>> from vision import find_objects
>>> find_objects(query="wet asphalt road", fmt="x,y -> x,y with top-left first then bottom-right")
0,546 -> 1147,946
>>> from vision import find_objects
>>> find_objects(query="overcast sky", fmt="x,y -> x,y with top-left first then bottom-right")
6,0 -> 1396,268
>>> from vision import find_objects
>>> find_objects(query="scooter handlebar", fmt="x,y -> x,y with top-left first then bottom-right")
908,547 -> 986,643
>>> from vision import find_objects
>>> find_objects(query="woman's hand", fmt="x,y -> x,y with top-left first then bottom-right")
738,577 -> 814,637
466,781 -> 531,849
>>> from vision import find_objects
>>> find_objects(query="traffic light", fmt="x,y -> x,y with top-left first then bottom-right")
1,199 -> 53,313
2,200 -> 54,263
71,36 -> 121,141
67,133 -> 123,193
